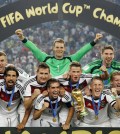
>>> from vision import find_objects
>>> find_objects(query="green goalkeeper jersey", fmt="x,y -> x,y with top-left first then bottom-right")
82,59 -> 120,87
22,39 -> 96,77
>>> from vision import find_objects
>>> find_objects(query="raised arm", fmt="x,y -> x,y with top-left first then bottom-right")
111,88 -> 120,110
15,29 -> 48,61
33,101 -> 49,120
71,33 -> 103,61
99,65 -> 109,80
24,89 -> 40,110
17,107 -> 32,132
62,106 -> 74,130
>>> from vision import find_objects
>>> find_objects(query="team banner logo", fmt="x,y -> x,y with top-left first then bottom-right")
0,0 -> 120,42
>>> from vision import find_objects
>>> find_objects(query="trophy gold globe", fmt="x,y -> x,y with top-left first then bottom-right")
72,88 -> 87,117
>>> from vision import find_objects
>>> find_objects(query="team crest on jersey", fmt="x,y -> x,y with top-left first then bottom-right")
14,92 -> 20,99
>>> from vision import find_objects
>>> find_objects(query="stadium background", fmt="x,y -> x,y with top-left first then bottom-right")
0,0 -> 120,76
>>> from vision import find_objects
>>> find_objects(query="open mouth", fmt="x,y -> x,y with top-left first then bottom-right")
57,52 -> 63,54
52,91 -> 59,97
73,77 -> 79,80
106,59 -> 112,62
95,89 -> 101,94
117,85 -> 120,87
8,81 -> 14,85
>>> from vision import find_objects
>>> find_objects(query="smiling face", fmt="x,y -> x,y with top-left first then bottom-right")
53,41 -> 66,59
90,78 -> 104,99
48,82 -> 60,99
101,48 -> 114,67
5,71 -> 18,89
111,73 -> 120,94
37,68 -> 50,84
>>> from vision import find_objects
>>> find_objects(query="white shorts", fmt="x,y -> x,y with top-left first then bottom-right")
40,114 -> 59,127
79,121 -> 111,127
59,106 -> 78,127
59,106 -> 68,124
0,112 -> 18,127
110,118 -> 120,127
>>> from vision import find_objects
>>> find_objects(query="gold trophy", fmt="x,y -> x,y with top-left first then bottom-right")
72,89 -> 87,117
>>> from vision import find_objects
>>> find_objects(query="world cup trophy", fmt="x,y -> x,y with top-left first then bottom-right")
72,88 -> 87,117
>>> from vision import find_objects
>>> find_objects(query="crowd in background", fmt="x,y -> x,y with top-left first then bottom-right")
0,0 -> 120,76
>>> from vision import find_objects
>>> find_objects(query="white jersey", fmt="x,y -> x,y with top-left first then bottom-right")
24,76 -> 47,97
59,74 -> 92,93
35,92 -> 72,115
108,95 -> 120,127
34,92 -> 72,127
17,67 -> 29,84
57,74 -> 92,126
102,89 -> 120,119
82,93 -> 116,125
0,80 -> 24,114
23,76 -> 48,127
0,74 -> 4,82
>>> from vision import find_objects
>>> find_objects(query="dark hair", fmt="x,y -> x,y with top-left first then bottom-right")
70,62 -> 81,69
46,78 -> 60,89
37,62 -> 50,73
91,76 -> 103,83
4,66 -> 19,77
53,38 -> 65,47
101,45 -> 114,54
110,71 -> 120,81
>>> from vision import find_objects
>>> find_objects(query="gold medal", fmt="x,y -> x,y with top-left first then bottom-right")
52,117 -> 56,122
7,107 -> 11,111
95,115 -> 98,120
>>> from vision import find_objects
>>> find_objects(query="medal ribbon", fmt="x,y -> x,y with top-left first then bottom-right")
50,98 -> 58,118
4,85 -> 15,108
70,81 -> 79,91
91,95 -> 101,117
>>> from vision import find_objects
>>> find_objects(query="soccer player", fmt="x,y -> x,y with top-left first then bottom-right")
82,45 -> 120,88
108,72 -> 120,127
17,62 -> 51,130
57,62 -> 109,126
33,78 -> 74,130
15,29 -> 103,77
0,66 -> 24,127
0,51 -> 29,126
75,77 -> 120,127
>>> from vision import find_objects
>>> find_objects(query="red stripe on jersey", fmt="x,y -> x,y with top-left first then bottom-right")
85,96 -> 108,110
0,75 -> 4,79
31,85 -> 47,94
79,80 -> 88,90
0,89 -> 20,102
63,80 -> 88,93
63,85 -> 71,93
